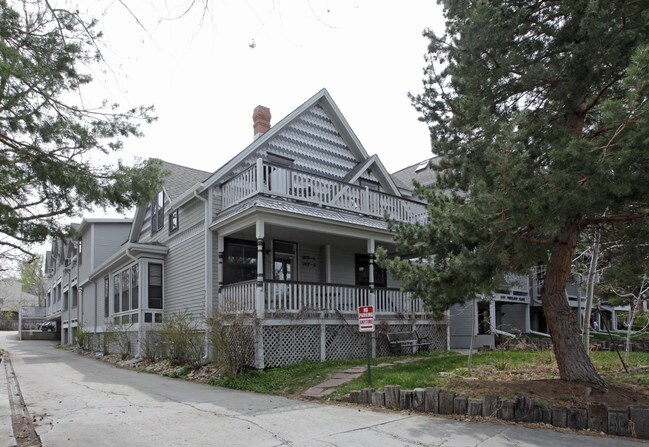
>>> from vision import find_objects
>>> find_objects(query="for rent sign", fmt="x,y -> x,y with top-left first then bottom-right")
358,305 -> 375,332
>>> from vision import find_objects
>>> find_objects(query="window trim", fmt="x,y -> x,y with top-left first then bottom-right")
169,208 -> 179,234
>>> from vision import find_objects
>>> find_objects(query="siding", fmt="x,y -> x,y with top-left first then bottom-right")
232,104 -> 363,181
449,302 -> 474,337
499,303 -> 526,333
94,224 -> 131,268
163,199 -> 206,318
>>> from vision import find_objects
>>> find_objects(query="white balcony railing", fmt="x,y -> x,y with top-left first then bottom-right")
221,160 -> 428,224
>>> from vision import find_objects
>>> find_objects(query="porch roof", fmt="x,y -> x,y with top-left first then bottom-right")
211,196 -> 390,231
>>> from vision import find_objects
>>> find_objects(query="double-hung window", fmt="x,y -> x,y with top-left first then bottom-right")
151,191 -> 164,234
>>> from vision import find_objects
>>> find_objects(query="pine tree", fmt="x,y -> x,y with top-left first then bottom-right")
0,0 -> 164,263
384,1 -> 649,386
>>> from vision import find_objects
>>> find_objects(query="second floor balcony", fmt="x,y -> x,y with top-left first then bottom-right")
221,159 -> 428,224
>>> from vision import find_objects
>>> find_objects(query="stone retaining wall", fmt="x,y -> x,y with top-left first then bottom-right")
345,385 -> 649,440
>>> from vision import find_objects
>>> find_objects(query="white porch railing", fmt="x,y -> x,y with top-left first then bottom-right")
219,280 -> 426,315
221,280 -> 256,312
221,160 -> 428,224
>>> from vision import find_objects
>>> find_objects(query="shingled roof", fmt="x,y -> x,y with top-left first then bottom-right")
159,160 -> 212,201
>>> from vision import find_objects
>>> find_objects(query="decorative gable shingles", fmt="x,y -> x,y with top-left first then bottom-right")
234,104 -> 361,180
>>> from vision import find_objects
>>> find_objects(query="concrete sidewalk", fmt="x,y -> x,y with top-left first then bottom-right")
0,355 -> 16,447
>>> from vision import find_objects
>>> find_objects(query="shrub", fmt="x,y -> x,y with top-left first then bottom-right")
104,323 -> 133,359
207,311 -> 255,378
159,311 -> 204,367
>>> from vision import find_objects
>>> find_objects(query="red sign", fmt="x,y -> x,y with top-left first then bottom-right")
358,305 -> 375,332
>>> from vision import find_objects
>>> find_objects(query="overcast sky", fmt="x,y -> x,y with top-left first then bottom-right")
81,0 -> 445,175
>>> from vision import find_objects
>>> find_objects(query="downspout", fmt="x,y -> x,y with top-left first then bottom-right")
125,247 -> 141,357
193,190 -> 211,361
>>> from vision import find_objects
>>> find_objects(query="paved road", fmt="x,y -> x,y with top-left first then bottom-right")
1,332 -> 646,447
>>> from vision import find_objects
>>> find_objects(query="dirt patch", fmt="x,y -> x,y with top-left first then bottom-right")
446,376 -> 649,409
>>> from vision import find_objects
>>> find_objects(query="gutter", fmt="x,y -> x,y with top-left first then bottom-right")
193,190 -> 212,361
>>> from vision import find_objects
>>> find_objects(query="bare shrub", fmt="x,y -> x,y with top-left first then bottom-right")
104,323 -> 133,359
159,311 -> 204,367
207,311 -> 255,378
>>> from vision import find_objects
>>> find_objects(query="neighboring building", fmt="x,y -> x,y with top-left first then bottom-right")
0,278 -> 39,330
43,89 -> 447,367
393,158 -> 645,349
44,219 -> 134,344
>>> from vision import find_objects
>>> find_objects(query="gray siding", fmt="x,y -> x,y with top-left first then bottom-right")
93,224 -> 130,268
297,245 -> 321,283
163,199 -> 206,318
499,303 -> 526,333
165,231 -> 205,317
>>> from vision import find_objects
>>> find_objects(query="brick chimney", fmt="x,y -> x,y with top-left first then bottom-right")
253,105 -> 271,140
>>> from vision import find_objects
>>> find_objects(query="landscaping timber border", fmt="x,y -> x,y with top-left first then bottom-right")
345,385 -> 649,440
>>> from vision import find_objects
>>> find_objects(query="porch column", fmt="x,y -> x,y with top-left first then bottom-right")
256,158 -> 264,193
217,235 -> 224,312
489,300 -> 497,333
367,239 -> 376,358
524,303 -> 531,333
367,239 -> 376,309
255,220 -> 265,370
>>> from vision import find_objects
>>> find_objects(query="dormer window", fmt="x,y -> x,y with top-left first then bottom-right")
151,191 -> 164,234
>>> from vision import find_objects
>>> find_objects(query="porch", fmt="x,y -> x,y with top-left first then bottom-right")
221,159 -> 428,224
220,280 -> 426,315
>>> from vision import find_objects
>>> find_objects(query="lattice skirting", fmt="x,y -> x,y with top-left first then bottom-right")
261,322 -> 447,368
262,325 -> 321,368
85,322 -> 448,369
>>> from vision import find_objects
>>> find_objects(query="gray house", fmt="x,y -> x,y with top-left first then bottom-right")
44,89 -> 447,367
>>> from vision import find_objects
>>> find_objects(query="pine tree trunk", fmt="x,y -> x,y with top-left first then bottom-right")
541,218 -> 606,387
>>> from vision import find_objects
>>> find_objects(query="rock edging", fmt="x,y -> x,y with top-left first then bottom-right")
344,385 -> 649,439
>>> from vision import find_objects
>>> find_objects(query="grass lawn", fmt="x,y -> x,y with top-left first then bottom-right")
207,349 -> 649,409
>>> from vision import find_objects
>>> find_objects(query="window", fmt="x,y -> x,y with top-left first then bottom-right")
121,269 -> 130,312
131,265 -> 139,309
273,241 -> 297,281
355,254 -> 387,288
104,277 -> 109,318
224,239 -> 257,284
72,286 -> 78,308
151,191 -> 164,234
113,275 -> 120,313
77,238 -> 82,264
63,290 -> 69,310
267,152 -> 294,167
415,160 -> 429,172
148,263 -> 163,309
112,265 -> 139,315
359,179 -> 380,191
169,209 -> 179,234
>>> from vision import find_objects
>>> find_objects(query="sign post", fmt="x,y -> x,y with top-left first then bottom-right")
358,305 -> 375,385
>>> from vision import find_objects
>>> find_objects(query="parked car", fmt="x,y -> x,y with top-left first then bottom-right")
39,321 -> 56,332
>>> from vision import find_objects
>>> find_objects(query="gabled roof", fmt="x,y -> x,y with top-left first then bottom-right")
391,156 -> 441,192
344,155 -> 400,196
127,161 -> 211,243
201,88 -> 372,188
159,160 -> 211,201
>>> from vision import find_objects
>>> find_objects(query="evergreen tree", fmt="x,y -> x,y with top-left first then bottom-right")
0,0 -> 164,263
384,1 -> 649,385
